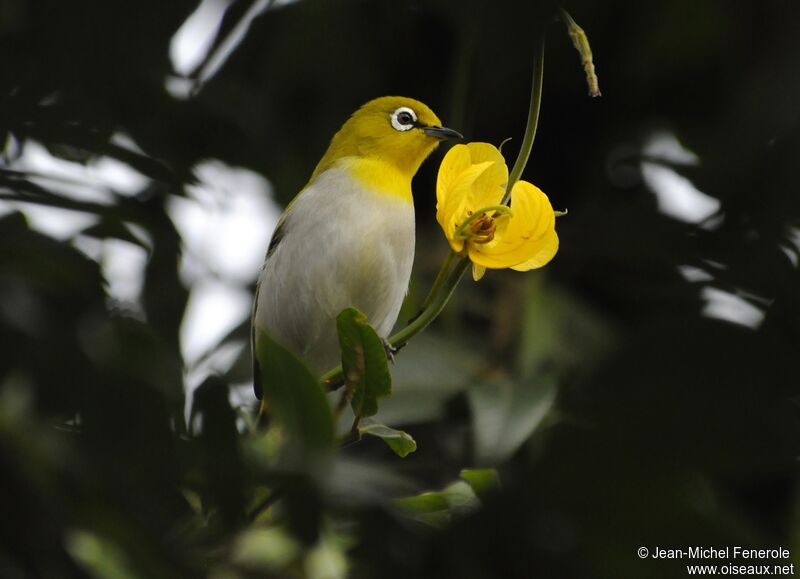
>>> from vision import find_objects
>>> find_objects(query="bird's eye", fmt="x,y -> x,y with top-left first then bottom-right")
391,107 -> 417,132
397,111 -> 413,125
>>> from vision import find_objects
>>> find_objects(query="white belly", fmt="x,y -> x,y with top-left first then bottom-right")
254,164 -> 415,374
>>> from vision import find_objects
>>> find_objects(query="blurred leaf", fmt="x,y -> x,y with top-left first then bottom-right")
222,342 -> 256,386
441,481 -> 481,517
0,211 -> 107,417
391,491 -> 451,528
197,318 -> 250,371
232,526 -> 301,571
303,531 -> 349,579
468,377 -> 557,465
191,375 -> 245,528
375,332 -> 484,425
336,307 -> 391,418
140,193 -> 188,365
255,329 -> 334,456
518,276 -> 614,383
189,0 -> 280,92
326,457 -> 419,506
65,529 -> 146,579
459,468 -> 500,497
392,480 -> 480,528
358,419 -> 417,458
81,219 -> 150,250
22,126 -> 178,185
78,315 -> 185,406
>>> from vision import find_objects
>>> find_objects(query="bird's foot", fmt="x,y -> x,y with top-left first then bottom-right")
382,338 -> 399,364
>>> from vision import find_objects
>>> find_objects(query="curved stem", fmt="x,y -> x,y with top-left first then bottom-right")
389,255 -> 470,348
395,36 -> 546,345
320,365 -> 343,387
421,249 -> 456,311
319,254 -> 469,389
503,34 -> 545,205
246,488 -> 284,522
559,7 -> 601,97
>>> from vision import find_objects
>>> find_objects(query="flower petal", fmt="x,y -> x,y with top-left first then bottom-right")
436,143 -> 508,223
467,180 -> 557,269
436,160 -> 496,249
436,144 -> 473,209
510,229 -> 559,270
472,264 -> 486,281
463,143 -> 508,209
504,180 -> 555,242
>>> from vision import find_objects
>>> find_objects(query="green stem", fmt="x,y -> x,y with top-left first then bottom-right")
389,255 -> 470,348
321,254 -> 470,388
337,415 -> 362,446
392,36 -> 546,344
503,34 -> 545,205
421,249 -> 456,311
246,488 -> 284,522
320,251 -> 470,390
320,365 -> 342,387
559,7 -> 601,97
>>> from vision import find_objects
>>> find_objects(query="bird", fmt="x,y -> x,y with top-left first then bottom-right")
252,96 -> 462,403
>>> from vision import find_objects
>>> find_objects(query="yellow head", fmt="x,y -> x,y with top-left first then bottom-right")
311,96 -> 462,182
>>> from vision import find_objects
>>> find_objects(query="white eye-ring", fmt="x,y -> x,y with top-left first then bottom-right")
391,107 -> 417,132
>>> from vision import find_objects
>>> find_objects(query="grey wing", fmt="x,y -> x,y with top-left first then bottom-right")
252,219 -> 287,400
251,275 -> 263,400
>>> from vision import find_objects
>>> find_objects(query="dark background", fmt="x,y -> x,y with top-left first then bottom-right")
1,0 -> 799,577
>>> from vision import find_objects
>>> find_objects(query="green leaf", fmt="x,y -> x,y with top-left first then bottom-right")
303,532 -> 349,579
392,492 -> 450,514
392,481 -> 480,528
441,481 -> 480,516
376,332 -> 485,426
191,376 -> 245,527
517,276 -> 612,383
358,419 -> 417,457
459,468 -> 501,497
336,307 -> 391,418
255,329 -> 334,455
65,530 -> 147,579
232,527 -> 301,571
464,276 -> 613,465
468,378 -> 556,465
391,491 -> 451,528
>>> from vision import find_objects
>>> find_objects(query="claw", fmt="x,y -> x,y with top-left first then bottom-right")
382,338 -> 398,364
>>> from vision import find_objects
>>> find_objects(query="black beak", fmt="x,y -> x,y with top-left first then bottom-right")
423,125 -> 464,140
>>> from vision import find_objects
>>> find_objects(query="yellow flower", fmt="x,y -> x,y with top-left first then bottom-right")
436,142 -> 559,280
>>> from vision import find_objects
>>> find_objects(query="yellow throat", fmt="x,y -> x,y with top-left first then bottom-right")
309,96 -> 462,201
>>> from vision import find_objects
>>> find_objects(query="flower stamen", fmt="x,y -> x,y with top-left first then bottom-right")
453,205 -> 512,242
470,214 -> 496,244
